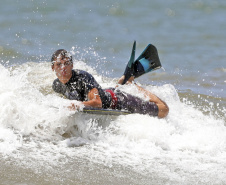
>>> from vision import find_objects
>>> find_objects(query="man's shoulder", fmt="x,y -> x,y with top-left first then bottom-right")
74,69 -> 94,79
74,69 -> 91,76
53,78 -> 60,83
52,78 -> 65,93
53,78 -> 61,85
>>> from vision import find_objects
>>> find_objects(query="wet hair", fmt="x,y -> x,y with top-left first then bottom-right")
51,49 -> 72,65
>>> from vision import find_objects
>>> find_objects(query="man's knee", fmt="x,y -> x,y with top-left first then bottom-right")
158,103 -> 169,118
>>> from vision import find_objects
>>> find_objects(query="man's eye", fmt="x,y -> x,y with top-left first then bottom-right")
65,61 -> 71,65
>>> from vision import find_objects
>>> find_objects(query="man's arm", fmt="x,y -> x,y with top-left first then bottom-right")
69,88 -> 102,110
83,88 -> 102,108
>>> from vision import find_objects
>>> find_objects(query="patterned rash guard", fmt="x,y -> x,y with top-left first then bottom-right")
52,69 -> 158,116
52,69 -> 112,108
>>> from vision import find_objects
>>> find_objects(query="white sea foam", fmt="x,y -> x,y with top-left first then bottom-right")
0,62 -> 225,184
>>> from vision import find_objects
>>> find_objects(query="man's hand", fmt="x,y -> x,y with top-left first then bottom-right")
82,88 -> 102,108
117,75 -> 135,85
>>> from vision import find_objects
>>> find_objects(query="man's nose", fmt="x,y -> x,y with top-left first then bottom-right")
60,64 -> 66,69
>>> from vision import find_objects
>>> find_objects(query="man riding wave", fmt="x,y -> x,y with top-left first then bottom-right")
51,49 -> 169,118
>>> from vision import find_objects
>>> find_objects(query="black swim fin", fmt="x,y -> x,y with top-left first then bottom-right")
122,41 -> 136,85
133,44 -> 162,78
122,42 -> 162,85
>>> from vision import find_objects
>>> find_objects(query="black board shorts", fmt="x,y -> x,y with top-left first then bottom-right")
114,89 -> 159,117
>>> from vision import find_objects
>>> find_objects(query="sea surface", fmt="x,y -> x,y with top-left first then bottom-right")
0,0 -> 225,184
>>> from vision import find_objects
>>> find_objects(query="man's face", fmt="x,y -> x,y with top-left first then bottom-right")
52,55 -> 73,81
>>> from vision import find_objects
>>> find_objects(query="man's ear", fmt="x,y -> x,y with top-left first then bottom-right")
52,65 -> 54,71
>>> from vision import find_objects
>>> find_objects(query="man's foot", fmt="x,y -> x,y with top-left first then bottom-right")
118,75 -> 134,85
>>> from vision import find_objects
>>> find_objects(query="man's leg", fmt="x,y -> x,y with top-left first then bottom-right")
118,75 -> 169,118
